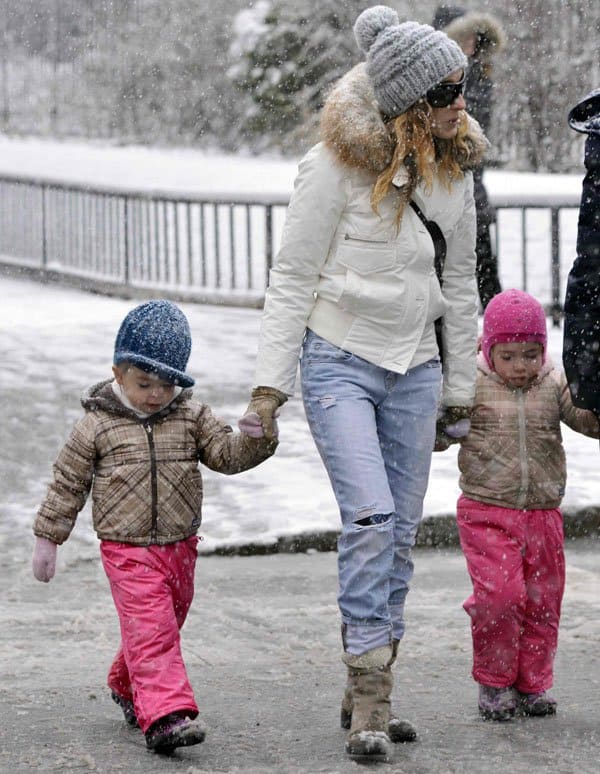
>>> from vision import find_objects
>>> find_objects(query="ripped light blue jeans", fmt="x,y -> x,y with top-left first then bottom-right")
301,329 -> 441,655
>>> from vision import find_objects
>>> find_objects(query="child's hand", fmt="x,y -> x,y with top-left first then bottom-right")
32,536 -> 57,582
238,411 -> 279,439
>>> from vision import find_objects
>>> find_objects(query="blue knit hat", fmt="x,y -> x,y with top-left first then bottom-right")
113,299 -> 194,387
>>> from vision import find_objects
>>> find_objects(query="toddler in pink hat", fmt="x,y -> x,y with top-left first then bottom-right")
438,289 -> 600,721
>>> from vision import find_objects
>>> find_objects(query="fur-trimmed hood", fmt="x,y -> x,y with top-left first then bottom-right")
320,63 -> 489,176
443,12 -> 506,63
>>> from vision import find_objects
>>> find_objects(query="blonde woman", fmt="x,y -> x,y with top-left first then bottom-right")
242,5 -> 487,762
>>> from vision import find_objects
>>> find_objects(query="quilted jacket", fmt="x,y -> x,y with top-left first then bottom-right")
458,354 -> 600,510
34,380 -> 277,546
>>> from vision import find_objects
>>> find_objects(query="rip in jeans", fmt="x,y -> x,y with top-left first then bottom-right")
353,506 -> 393,528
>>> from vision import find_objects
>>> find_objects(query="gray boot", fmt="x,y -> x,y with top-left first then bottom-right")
340,640 -> 417,743
342,645 -> 394,762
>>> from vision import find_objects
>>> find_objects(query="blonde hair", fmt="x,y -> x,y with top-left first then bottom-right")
371,102 -> 472,226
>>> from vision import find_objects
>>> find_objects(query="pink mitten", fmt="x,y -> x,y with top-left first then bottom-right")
238,411 -> 279,439
32,536 -> 57,582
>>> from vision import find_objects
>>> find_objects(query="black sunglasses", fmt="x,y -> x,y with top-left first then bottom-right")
426,74 -> 466,108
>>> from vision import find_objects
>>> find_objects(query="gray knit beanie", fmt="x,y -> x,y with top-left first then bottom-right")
354,5 -> 468,117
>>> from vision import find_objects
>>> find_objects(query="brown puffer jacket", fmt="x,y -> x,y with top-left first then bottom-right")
34,380 -> 277,546
458,354 -> 600,510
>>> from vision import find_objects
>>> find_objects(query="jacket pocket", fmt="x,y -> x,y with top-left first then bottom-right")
335,241 -> 407,324
337,239 -> 395,275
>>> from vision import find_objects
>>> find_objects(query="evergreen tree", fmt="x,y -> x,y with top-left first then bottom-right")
228,0 -> 364,150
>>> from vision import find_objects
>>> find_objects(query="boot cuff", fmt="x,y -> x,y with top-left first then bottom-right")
342,645 -> 393,672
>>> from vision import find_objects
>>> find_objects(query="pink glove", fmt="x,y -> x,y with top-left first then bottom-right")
238,411 -> 279,439
32,536 -> 57,582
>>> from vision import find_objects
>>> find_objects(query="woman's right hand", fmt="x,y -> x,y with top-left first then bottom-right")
32,536 -> 57,582
242,386 -> 287,441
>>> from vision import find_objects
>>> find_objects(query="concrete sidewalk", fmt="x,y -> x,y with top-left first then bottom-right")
2,536 -> 600,774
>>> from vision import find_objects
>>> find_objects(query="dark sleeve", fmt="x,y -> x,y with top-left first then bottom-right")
465,64 -> 492,134
563,131 -> 600,413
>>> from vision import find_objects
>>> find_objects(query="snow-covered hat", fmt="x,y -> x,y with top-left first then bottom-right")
482,289 -> 547,369
113,299 -> 194,387
353,5 -> 467,118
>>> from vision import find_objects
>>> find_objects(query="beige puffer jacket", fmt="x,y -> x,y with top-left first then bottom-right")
34,380 -> 277,546
458,354 -> 600,509
255,63 -> 488,406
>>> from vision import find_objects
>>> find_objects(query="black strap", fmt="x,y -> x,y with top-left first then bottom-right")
409,200 -> 447,284
409,199 -> 447,366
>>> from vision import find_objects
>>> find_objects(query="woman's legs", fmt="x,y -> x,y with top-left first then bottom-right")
301,331 -> 440,654
376,360 -> 440,642
101,537 -> 199,733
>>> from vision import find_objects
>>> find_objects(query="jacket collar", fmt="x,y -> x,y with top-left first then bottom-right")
81,379 -> 192,421
477,351 -> 555,387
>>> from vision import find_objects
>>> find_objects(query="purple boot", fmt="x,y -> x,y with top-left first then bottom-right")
145,712 -> 206,754
518,691 -> 557,717
478,684 -> 517,721
111,690 -> 138,728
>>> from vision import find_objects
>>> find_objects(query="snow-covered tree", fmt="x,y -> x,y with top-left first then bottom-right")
228,0 -> 365,150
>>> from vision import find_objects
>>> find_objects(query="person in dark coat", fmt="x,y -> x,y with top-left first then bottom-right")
562,89 -> 600,415
433,5 -> 506,309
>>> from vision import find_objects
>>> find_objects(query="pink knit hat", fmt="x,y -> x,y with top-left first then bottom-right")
482,289 -> 547,369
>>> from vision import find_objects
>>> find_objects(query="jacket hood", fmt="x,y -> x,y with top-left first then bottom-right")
443,12 -> 506,62
569,89 -> 600,135
320,63 -> 488,176
81,379 -> 192,419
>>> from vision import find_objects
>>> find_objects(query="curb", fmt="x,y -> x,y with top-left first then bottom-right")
202,507 -> 600,557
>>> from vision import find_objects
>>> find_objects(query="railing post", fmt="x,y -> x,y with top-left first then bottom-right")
123,196 -> 130,284
521,207 -> 527,291
41,184 -> 48,268
550,207 -> 561,327
265,204 -> 273,288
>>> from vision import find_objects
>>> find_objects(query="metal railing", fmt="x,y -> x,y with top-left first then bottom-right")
0,172 -> 581,318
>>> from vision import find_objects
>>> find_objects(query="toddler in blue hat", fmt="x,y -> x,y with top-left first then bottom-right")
31,299 -> 277,754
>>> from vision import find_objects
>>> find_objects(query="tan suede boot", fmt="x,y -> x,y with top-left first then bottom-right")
342,645 -> 393,762
340,640 -> 417,743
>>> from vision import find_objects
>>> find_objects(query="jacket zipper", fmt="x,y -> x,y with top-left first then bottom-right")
344,234 -> 388,244
516,391 -> 529,509
144,422 -> 158,542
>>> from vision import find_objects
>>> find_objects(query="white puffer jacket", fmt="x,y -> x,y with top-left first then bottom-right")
255,64 -> 487,406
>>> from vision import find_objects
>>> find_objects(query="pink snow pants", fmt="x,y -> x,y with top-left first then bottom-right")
100,537 -> 199,732
456,495 -> 565,694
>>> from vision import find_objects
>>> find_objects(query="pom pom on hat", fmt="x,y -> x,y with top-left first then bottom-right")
481,289 -> 548,369
353,5 -> 467,118
354,5 -> 399,54
113,299 -> 194,387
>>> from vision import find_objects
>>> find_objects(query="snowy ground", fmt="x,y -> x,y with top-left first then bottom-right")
2,534 -> 600,773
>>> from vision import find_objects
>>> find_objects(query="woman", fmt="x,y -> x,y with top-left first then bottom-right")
243,6 -> 486,762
